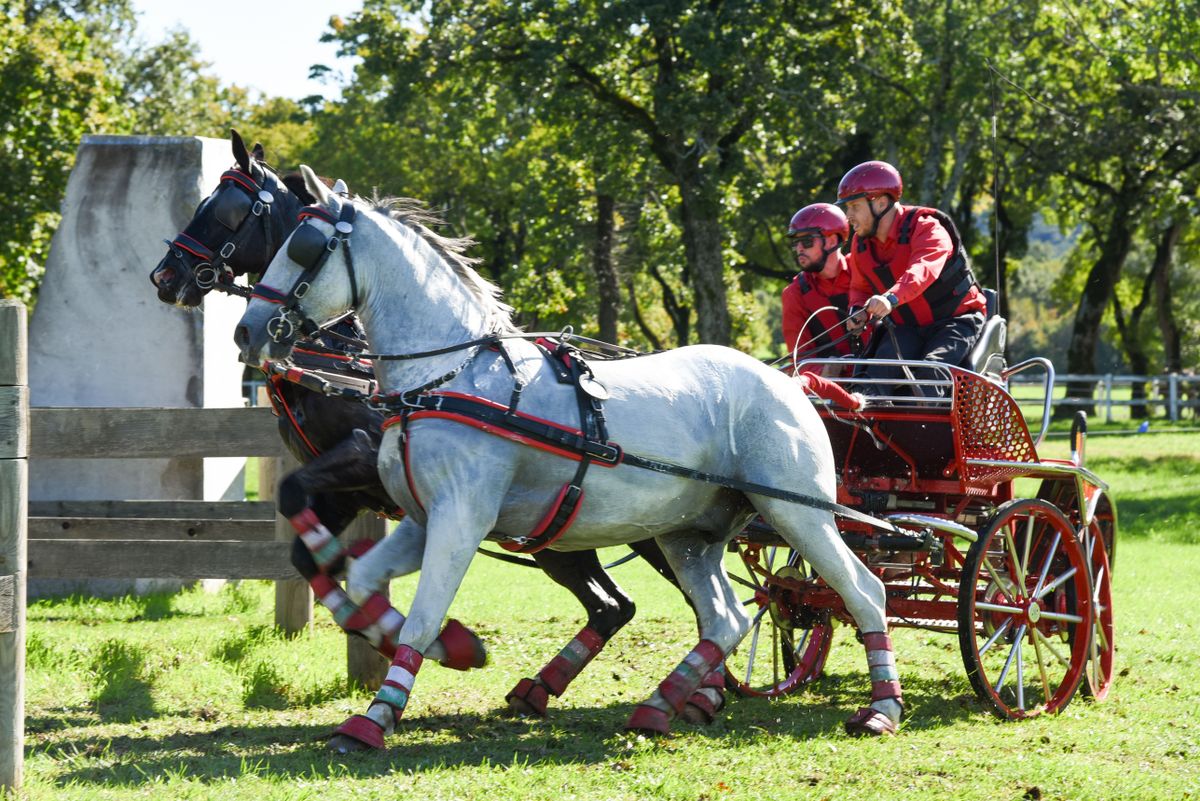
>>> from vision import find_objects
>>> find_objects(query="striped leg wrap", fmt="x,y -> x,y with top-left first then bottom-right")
290,509 -> 345,572
643,640 -> 725,716
863,631 -> 902,701
365,646 -> 423,731
309,574 -> 402,658
538,627 -> 606,696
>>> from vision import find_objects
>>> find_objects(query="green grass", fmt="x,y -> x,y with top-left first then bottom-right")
13,435 -> 1200,800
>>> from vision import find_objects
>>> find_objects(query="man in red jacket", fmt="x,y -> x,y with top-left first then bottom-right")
781,202 -> 857,370
781,203 -> 866,411
838,160 -> 986,397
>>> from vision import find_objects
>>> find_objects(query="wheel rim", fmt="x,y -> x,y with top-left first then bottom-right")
958,499 -> 1094,719
1082,531 -> 1115,700
727,544 -> 833,697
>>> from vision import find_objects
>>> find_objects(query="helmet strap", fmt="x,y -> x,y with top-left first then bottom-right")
798,233 -> 840,273
864,196 -> 896,239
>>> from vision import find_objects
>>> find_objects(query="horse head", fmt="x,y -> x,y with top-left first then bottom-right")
234,164 -> 508,378
234,165 -> 358,364
149,129 -> 313,307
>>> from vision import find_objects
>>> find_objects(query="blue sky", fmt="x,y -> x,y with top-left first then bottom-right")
131,0 -> 364,100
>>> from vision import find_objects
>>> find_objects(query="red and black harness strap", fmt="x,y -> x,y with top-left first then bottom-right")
380,340 -> 618,554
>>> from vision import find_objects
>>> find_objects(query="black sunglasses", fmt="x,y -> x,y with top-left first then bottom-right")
788,233 -> 817,249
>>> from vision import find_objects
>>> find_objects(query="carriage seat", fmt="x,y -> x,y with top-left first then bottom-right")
964,288 -> 1006,377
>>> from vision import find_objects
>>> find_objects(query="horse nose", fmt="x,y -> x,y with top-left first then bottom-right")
233,323 -> 250,352
150,259 -> 175,288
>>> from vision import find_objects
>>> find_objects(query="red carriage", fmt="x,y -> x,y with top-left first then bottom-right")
726,347 -> 1116,720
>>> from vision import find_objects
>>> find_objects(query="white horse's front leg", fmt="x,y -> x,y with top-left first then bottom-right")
345,515 -> 487,672
332,497 -> 498,752
346,515 -> 427,600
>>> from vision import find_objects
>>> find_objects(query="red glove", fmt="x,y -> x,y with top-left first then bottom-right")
797,371 -> 865,411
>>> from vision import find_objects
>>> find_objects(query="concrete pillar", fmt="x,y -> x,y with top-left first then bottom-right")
28,135 -> 248,597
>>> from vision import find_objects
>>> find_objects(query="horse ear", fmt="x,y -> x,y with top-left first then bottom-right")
231,129 -> 250,172
251,142 -> 266,161
331,178 -> 349,195
299,165 -> 334,206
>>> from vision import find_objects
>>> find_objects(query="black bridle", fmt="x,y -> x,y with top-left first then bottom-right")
250,203 -> 360,346
161,168 -> 283,298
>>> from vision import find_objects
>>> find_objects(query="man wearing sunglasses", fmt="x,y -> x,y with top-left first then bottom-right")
781,202 -> 867,411
838,160 -> 986,396
781,202 -> 857,371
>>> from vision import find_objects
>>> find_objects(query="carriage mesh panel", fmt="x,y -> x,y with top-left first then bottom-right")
952,370 -> 1038,487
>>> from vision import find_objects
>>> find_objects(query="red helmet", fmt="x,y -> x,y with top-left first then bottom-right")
836,161 -> 903,205
787,203 -> 849,243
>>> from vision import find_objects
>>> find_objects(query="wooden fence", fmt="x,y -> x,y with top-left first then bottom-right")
0,299 -> 387,792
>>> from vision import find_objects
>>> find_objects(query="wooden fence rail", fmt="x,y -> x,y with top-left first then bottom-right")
1,299 -> 387,792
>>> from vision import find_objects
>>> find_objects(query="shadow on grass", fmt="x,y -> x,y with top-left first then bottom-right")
1109,493 -> 1200,544
40,677 -> 975,788
91,640 -> 157,723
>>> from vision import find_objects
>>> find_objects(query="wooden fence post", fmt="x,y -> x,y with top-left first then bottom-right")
344,513 -> 389,690
257,389 -> 313,635
1,300 -> 28,793
1168,373 -> 1179,422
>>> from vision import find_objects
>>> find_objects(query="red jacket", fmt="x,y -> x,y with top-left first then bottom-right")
782,259 -> 853,367
848,204 -> 986,326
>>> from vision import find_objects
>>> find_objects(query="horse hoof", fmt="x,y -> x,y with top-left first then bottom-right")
844,706 -> 899,737
326,734 -> 372,754
625,704 -> 671,736
505,677 -> 549,717
330,714 -> 386,750
680,688 -> 724,725
438,619 -> 488,671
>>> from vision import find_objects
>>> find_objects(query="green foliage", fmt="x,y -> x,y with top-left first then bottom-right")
0,2 -> 127,303
6,0 -> 1200,369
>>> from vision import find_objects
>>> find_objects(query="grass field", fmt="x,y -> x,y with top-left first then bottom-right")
11,434 -> 1200,800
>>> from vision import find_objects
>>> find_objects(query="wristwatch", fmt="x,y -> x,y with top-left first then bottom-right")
884,292 -> 900,310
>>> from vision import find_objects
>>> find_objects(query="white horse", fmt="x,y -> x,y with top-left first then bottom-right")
234,166 -> 903,749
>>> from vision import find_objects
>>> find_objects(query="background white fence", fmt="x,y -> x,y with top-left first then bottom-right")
1012,373 -> 1200,423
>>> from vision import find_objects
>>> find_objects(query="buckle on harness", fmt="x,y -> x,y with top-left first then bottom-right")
194,263 -> 216,289
268,313 -> 296,343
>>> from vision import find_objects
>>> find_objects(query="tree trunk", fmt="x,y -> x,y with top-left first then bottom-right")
649,262 -> 690,347
1059,199 -> 1135,419
1153,219 -> 1184,373
677,170 -> 729,345
591,192 -> 620,343
1111,289 -> 1151,419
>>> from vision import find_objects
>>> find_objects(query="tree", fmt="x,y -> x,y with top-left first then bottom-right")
0,1 -> 128,303
325,0 -> 888,345
1017,2 -> 1200,414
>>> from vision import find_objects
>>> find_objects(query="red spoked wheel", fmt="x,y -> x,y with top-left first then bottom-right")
958,498 -> 1094,719
726,543 -> 834,697
1082,529 -> 1114,700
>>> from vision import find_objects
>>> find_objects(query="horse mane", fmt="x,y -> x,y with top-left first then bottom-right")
369,195 -> 519,334
281,172 -> 317,205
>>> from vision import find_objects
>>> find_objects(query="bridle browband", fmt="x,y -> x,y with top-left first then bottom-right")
162,168 -> 281,298
251,202 -> 360,346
